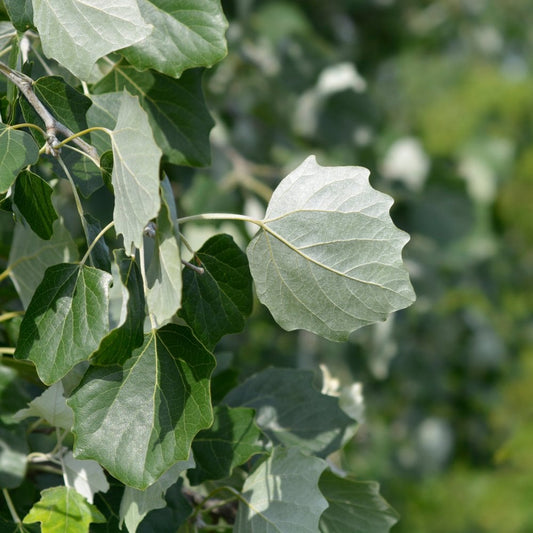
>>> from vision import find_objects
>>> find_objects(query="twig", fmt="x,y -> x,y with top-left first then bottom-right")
0,61 -> 99,164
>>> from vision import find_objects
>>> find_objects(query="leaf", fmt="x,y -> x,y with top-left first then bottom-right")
145,179 -> 182,326
84,213 -> 111,272
0,365 -> 31,425
87,93 -> 122,154
94,65 -> 214,166
122,0 -> 228,78
23,486 -> 105,532
4,0 -> 34,32
68,324 -> 215,489
120,455 -> 194,533
0,124 -> 39,193
180,234 -> 253,350
13,382 -> 74,430
63,451 -> 109,504
110,90 -> 162,251
13,170 -> 58,240
234,447 -> 328,533
224,368 -> 356,457
189,405 -> 263,485
32,0 -> 152,80
8,217 -> 78,309
319,471 -> 399,533
247,155 -> 416,341
15,263 -> 112,385
0,422 -> 28,489
91,249 -> 145,366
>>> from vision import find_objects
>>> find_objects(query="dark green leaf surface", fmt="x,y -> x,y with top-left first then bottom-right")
110,91 -> 162,250
91,249 -> 145,366
0,366 -> 31,425
68,324 -> 215,489
8,218 -> 78,308
181,234 -> 253,349
122,0 -> 228,78
247,155 -> 416,341
13,171 -> 58,240
234,447 -> 328,533
224,368 -> 357,457
0,422 -> 28,489
84,213 -> 111,273
32,0 -> 152,80
0,124 -> 39,193
23,486 -> 105,533
94,65 -> 214,166
319,471 -> 399,533
145,180 -> 182,326
189,405 -> 263,484
4,0 -> 34,32
15,263 -> 112,384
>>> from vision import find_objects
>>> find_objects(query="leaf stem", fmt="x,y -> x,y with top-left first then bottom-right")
0,347 -> 15,355
2,489 -> 22,528
177,213 -> 262,226
10,122 -> 47,136
0,310 -> 23,323
80,220 -> 115,266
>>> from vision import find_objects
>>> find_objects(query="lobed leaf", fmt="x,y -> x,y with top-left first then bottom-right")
15,263 -> 112,384
247,155 -> 416,341
122,0 -> 228,78
68,324 -> 215,489
32,0 -> 152,80
234,447 -> 328,533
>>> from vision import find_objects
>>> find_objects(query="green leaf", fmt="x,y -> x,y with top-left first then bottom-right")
120,455 -> 194,533
223,368 -> 356,457
32,0 -> 152,80
13,382 -> 74,430
247,155 -> 416,341
0,124 -> 39,193
4,0 -> 34,32
0,422 -> 28,489
145,179 -> 182,326
122,0 -> 228,78
91,249 -> 145,366
94,65 -> 214,166
13,171 -> 58,240
0,365 -> 31,425
63,451 -> 109,504
110,90 -> 162,251
87,93 -> 122,154
8,218 -> 78,309
15,263 -> 112,385
84,213 -> 111,272
68,324 -> 215,489
189,405 -> 263,485
23,486 -> 105,532
319,471 -> 399,533
180,234 -> 253,350
234,447 -> 328,533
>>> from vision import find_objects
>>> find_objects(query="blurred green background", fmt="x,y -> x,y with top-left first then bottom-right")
180,1 -> 533,531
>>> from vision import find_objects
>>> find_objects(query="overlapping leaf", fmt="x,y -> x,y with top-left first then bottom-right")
110,91 -> 161,251
234,447 -> 328,533
4,0 -> 33,32
0,124 -> 39,193
91,249 -> 145,366
180,234 -> 253,349
8,218 -> 78,308
122,0 -> 228,78
0,422 -> 28,489
247,155 -> 416,341
94,65 -> 214,166
224,368 -> 356,457
15,263 -> 112,384
68,324 -> 215,489
23,486 -> 105,533
189,405 -> 263,484
63,451 -> 109,504
319,471 -> 399,533
13,170 -> 58,240
32,0 -> 152,80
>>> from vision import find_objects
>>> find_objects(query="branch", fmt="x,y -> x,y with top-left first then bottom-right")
0,61 -> 99,164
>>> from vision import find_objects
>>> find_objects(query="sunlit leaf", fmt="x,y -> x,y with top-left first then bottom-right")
234,447 -> 328,533
63,451 -> 109,504
15,263 -> 112,384
68,324 -> 215,489
32,0 -> 152,80
247,155 -> 416,341
122,0 -> 227,78
23,486 -> 105,533
110,91 -> 161,251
